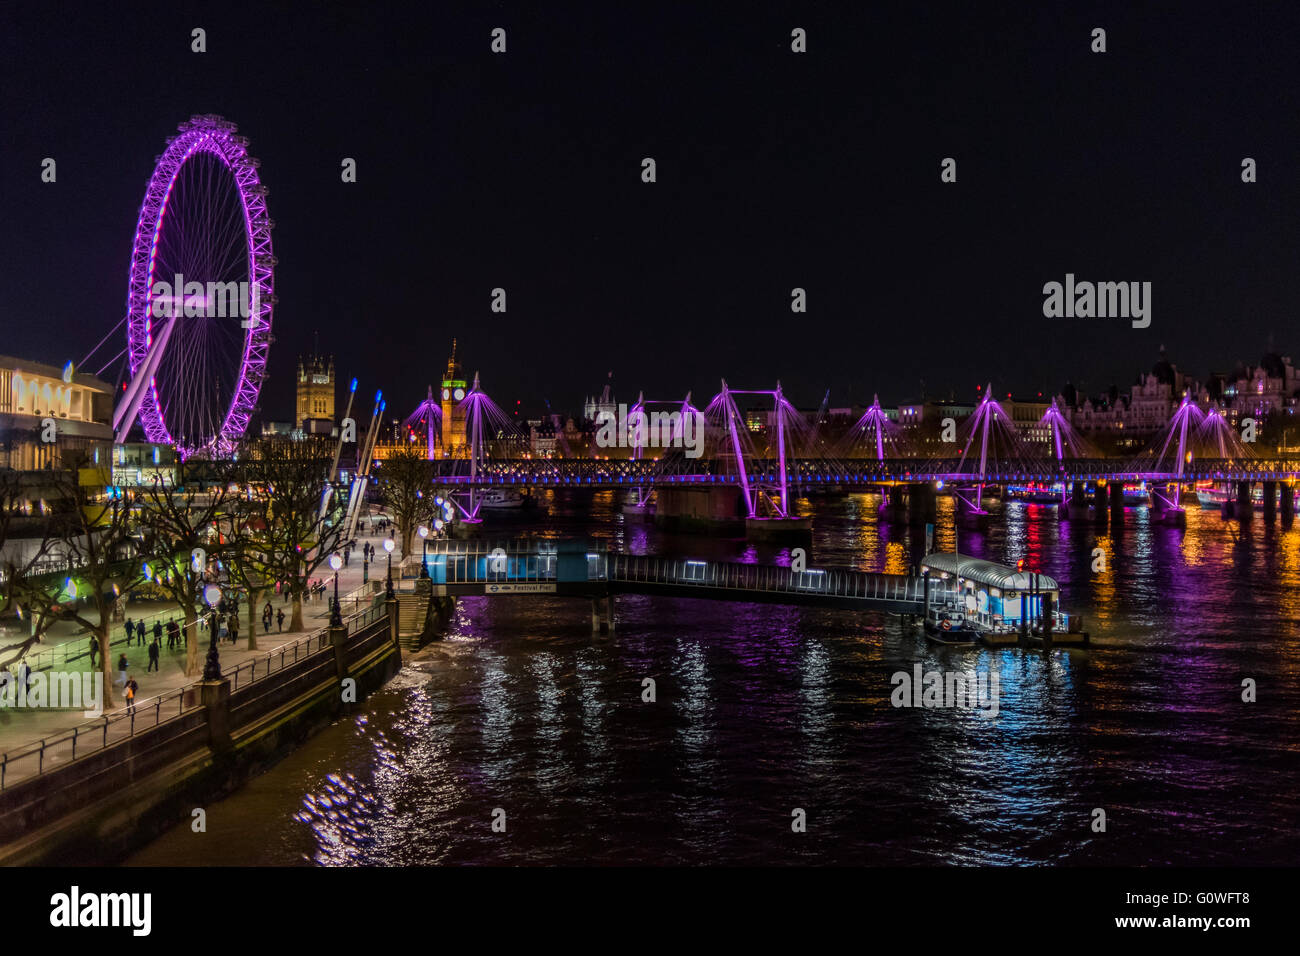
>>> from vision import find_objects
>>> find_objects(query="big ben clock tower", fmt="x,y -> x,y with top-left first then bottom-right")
440,339 -> 468,458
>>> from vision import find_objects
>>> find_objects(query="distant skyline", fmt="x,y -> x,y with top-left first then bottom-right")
5,1 -> 1299,424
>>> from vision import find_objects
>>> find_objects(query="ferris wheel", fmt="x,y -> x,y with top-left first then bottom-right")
115,114 -> 275,456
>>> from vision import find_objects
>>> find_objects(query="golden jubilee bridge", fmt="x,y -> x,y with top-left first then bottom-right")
425,456 -> 1300,486
380,380 -> 1295,528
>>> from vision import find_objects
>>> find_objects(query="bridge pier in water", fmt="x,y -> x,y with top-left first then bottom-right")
1236,481 -> 1253,523
591,595 -> 615,636
653,485 -> 810,542
909,482 -> 936,526
882,485 -> 907,522
1093,482 -> 1108,520
1109,481 -> 1124,518
1060,480 -> 1088,519
1283,483 -> 1296,529
654,485 -> 745,535
1262,481 -> 1277,524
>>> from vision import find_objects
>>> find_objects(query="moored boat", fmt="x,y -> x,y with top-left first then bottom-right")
478,488 -> 528,510
918,552 -> 1089,646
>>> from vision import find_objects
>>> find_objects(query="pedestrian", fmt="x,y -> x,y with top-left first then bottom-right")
18,661 -> 30,695
343,548 -> 350,567
124,675 -> 138,713
117,653 -> 128,687
228,616 -> 239,645
276,608 -> 285,632
147,639 -> 159,672
136,619 -> 146,646
218,616 -> 228,643
153,619 -> 163,646
88,636 -> 98,669
166,618 -> 178,650
124,616 -> 134,644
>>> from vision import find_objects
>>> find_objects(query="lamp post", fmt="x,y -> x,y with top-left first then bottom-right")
201,584 -> 222,680
384,537 -> 395,599
418,525 -> 429,578
329,553 -> 343,627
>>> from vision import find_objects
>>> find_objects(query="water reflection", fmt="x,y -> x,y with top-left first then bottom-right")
126,490 -> 1300,867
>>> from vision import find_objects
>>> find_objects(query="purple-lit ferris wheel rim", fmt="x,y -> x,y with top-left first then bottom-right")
124,116 -> 274,454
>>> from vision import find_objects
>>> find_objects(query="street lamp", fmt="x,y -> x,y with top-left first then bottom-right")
383,537 -> 395,598
418,525 -> 429,578
201,584 -> 223,680
329,552 -> 343,627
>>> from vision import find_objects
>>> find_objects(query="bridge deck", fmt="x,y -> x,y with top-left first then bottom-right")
420,457 -> 1300,487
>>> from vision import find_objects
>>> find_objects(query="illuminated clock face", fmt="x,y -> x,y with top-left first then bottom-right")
442,388 -> 451,400
453,388 -> 465,401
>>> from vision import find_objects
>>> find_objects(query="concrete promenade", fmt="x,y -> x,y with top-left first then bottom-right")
0,525 -> 419,786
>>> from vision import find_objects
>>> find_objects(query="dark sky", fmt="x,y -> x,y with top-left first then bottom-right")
4,0 -> 1299,427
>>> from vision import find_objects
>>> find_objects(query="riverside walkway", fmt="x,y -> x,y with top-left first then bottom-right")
0,525 -> 412,791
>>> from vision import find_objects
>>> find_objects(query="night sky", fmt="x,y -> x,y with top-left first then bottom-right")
4,1 -> 1299,425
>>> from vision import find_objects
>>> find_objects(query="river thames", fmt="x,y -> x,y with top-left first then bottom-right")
129,490 -> 1300,865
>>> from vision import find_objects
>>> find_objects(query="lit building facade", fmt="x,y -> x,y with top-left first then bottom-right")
0,355 -> 114,470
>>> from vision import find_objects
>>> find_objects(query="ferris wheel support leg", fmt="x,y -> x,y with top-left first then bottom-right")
113,316 -> 176,444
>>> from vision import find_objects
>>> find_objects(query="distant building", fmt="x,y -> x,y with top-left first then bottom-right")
528,418 -> 558,458
999,396 -> 1051,447
260,421 -> 296,438
0,355 -> 113,470
1065,347 -> 1198,447
296,350 -> 336,434
1221,349 -> 1299,424
583,372 -> 617,427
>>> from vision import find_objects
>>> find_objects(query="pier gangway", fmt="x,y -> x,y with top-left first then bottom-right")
422,539 -> 939,614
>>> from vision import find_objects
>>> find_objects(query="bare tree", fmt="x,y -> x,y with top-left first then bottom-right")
239,439 -> 349,633
375,443 -> 437,558
8,470 -> 147,707
134,465 -> 233,676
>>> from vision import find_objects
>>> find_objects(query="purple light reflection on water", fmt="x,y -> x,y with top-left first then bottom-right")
128,489 -> 1300,866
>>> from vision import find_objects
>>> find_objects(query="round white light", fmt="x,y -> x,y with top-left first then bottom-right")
204,585 -> 222,606
329,553 -> 343,571
418,526 -> 428,538
434,519 -> 444,530
383,538 -> 394,553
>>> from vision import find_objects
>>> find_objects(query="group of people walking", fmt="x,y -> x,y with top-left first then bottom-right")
261,602 -> 286,633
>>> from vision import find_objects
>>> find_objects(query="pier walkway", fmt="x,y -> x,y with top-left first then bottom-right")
425,539 -> 936,614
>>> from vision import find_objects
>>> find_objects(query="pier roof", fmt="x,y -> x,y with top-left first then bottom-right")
921,553 -> 1059,592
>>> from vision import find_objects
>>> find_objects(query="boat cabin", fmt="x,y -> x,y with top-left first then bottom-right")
919,552 -> 1065,635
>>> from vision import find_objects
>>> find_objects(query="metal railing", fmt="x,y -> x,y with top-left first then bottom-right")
0,601 -> 389,790
424,538 -> 929,606
608,554 -> 926,604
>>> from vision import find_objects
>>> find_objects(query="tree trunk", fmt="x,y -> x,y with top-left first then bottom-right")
184,606 -> 200,677
290,594 -> 304,632
246,587 -> 263,651
99,622 -> 116,708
